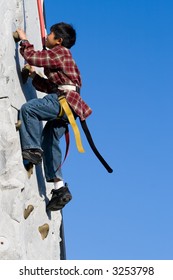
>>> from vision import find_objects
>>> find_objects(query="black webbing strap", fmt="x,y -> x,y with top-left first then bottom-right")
80,120 -> 113,173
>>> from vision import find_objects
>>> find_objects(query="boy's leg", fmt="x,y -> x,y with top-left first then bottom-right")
41,119 -> 66,182
41,119 -> 72,211
19,94 -> 61,163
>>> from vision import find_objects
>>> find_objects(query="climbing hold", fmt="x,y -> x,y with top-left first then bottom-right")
13,31 -> 20,43
38,223 -> 49,240
0,237 -> 9,252
24,205 -> 34,219
15,120 -> 21,130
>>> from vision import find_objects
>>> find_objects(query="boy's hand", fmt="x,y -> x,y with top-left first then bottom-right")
16,28 -> 28,40
21,64 -> 36,81
24,64 -> 36,78
24,64 -> 35,74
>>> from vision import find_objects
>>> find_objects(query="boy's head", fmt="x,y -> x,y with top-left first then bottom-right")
46,22 -> 76,49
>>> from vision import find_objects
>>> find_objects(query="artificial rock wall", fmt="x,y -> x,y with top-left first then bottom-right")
0,0 -> 62,259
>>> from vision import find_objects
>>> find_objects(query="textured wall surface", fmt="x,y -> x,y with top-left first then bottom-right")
0,0 -> 62,260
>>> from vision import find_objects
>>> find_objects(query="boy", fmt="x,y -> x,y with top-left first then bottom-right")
17,22 -> 92,211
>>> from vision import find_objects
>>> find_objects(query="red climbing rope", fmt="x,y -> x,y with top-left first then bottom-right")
37,0 -> 46,47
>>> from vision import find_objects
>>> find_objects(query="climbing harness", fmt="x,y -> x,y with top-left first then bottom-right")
56,86 -> 113,173
58,94 -> 85,153
58,85 -> 80,93
57,84 -> 84,153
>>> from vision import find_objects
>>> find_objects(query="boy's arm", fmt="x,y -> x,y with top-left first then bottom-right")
20,40 -> 62,69
32,73 -> 58,93
17,28 -> 62,69
23,64 -> 55,93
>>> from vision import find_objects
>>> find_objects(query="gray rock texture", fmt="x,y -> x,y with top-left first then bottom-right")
0,0 -> 62,260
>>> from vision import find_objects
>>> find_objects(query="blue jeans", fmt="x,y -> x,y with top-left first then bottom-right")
19,93 -> 67,182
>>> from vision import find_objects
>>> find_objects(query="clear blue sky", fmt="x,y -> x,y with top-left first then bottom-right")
44,0 -> 173,260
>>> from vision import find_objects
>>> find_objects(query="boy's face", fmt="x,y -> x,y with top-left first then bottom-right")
46,32 -> 62,49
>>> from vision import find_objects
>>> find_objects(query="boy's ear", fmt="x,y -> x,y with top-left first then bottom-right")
56,38 -> 63,45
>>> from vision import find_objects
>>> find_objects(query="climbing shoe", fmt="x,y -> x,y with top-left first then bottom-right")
22,149 -> 43,165
46,184 -> 72,211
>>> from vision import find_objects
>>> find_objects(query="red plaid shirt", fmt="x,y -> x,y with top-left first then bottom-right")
20,41 -> 92,120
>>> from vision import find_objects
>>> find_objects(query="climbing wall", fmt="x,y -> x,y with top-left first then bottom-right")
0,0 -> 62,259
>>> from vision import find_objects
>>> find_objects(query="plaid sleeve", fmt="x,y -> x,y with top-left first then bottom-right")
20,41 -> 64,68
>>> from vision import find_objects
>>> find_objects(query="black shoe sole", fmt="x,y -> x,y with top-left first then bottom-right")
22,151 -> 42,165
46,193 -> 72,211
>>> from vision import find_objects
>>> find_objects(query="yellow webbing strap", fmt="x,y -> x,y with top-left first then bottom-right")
58,102 -> 64,117
58,95 -> 85,153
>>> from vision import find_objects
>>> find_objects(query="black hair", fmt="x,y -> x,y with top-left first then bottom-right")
50,22 -> 76,49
